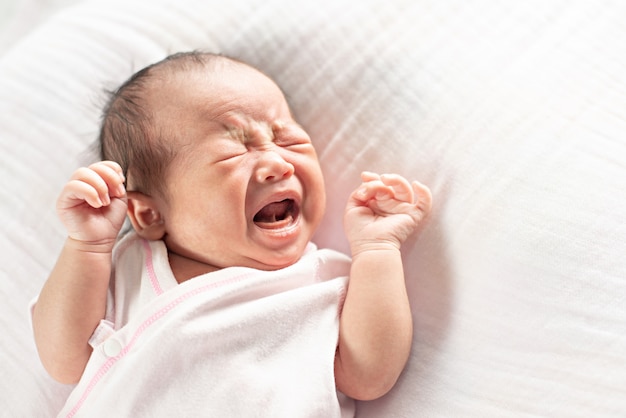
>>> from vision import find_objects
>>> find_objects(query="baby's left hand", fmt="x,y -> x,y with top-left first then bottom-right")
344,172 -> 432,255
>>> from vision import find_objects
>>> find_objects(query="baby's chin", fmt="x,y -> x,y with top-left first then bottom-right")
247,254 -> 304,271
244,243 -> 310,271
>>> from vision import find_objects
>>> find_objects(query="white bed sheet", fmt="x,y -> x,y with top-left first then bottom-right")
0,0 -> 82,55
1,0 -> 626,416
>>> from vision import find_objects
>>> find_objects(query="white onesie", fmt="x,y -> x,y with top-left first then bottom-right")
57,232 -> 355,417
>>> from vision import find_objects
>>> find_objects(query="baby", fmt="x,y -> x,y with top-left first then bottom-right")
32,52 -> 432,414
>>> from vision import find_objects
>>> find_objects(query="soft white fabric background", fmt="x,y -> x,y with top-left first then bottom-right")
0,0 -> 82,54
1,0 -> 625,416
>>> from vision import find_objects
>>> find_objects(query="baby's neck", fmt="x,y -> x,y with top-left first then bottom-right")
167,251 -> 220,283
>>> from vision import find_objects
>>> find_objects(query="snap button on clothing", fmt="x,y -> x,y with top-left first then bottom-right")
103,338 -> 123,357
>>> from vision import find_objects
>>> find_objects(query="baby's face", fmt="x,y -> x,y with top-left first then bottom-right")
146,62 -> 326,270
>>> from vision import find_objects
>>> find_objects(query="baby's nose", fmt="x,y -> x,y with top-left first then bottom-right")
255,151 -> 295,183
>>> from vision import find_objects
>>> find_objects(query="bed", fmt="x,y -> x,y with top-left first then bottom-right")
1,0 -> 626,416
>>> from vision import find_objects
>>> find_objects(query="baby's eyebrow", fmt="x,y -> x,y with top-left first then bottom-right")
218,110 -> 295,143
225,124 -> 246,142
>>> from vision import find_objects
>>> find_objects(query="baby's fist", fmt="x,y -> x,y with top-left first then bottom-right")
344,172 -> 432,254
57,161 -> 127,248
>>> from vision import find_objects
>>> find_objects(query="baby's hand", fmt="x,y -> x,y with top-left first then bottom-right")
57,161 -> 127,250
344,172 -> 432,255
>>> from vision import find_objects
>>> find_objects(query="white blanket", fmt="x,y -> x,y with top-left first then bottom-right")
2,0 -> 626,417
59,234 -> 353,417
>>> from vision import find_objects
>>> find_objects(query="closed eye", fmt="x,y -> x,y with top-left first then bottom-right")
212,141 -> 248,164
213,149 -> 248,164
275,137 -> 312,148
273,124 -> 312,148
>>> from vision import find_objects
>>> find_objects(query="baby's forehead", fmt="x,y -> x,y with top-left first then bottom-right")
161,57 -> 268,86
155,63 -> 288,112
150,60 -> 281,99
141,60 -> 293,139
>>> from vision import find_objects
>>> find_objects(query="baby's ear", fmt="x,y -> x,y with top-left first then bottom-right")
126,191 -> 166,241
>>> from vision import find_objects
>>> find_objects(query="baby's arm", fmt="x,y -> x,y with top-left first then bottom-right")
335,172 -> 432,400
32,161 -> 127,384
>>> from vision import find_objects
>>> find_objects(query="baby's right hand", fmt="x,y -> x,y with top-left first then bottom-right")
57,161 -> 127,251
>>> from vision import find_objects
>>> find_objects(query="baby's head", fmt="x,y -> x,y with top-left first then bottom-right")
99,52 -> 326,272
100,52 -> 217,195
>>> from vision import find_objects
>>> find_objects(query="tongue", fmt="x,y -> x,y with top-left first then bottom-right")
254,200 -> 290,223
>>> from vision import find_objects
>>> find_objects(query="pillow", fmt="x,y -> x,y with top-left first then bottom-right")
1,0 -> 626,416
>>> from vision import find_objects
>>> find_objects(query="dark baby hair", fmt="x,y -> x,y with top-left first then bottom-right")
98,51 -> 232,195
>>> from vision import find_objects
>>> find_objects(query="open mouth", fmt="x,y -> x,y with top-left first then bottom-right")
253,199 -> 299,229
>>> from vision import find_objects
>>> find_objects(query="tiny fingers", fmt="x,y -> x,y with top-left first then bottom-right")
355,172 -> 432,216
68,167 -> 111,207
89,161 -> 126,198
62,161 -> 126,209
63,178 -> 106,209
412,180 -> 433,213
358,172 -> 397,201
359,172 -> 415,203
360,171 -> 380,182
355,180 -> 393,202
380,173 -> 414,203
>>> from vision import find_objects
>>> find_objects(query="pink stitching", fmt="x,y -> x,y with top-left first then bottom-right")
142,240 -> 164,296
63,272 -> 255,417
